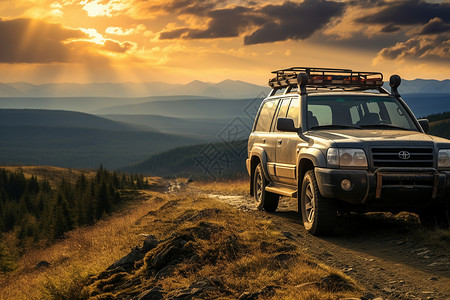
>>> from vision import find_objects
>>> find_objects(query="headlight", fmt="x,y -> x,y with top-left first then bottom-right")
327,148 -> 368,168
438,149 -> 450,168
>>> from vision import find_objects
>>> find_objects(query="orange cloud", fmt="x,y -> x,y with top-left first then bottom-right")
0,18 -> 135,63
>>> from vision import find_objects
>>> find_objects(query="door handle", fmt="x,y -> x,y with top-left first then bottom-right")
277,139 -> 282,145
262,138 -> 266,143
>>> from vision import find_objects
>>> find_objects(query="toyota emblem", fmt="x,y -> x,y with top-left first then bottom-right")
398,151 -> 410,160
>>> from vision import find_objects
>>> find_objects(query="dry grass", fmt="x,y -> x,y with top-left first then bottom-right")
1,179 -> 361,300
82,191 -> 361,299
191,179 -> 249,195
0,190 -> 167,300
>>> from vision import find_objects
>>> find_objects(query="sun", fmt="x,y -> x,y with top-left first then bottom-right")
81,0 -> 111,17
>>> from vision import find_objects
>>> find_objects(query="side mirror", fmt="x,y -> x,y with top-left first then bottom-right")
418,119 -> 429,133
277,118 -> 297,132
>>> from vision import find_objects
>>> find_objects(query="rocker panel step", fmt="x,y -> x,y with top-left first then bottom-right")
266,182 -> 297,197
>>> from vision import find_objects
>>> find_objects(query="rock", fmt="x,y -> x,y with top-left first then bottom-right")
281,231 -> 293,239
36,261 -> 51,269
107,246 -> 144,271
155,265 -> 176,280
138,286 -> 165,300
142,235 -> 159,252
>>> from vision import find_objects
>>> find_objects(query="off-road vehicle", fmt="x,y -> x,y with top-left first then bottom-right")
246,67 -> 450,235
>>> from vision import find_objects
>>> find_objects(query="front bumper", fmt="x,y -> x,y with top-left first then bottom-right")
315,167 -> 450,210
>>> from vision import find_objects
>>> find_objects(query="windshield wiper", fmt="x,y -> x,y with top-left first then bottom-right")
359,124 -> 410,131
309,124 -> 363,130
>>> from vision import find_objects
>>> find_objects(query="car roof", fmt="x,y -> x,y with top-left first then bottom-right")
266,90 -> 393,100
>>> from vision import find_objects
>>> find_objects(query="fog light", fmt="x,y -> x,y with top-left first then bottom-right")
341,179 -> 352,191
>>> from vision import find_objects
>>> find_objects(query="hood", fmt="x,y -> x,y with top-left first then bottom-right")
307,129 -> 450,145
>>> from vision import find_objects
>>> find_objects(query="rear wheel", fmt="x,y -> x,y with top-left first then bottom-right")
300,170 -> 336,235
253,163 -> 279,212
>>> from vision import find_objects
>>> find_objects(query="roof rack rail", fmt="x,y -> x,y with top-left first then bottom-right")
268,67 -> 384,91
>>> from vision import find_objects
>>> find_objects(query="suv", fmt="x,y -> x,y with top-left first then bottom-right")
246,67 -> 450,235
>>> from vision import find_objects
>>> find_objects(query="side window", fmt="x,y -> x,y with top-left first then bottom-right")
273,98 -> 291,131
254,100 -> 278,132
286,97 -> 299,127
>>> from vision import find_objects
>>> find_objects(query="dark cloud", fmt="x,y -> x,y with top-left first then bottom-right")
356,0 -> 450,26
159,6 -> 264,39
380,23 -> 401,33
149,0 -> 226,15
159,0 -> 345,44
418,17 -> 450,35
0,18 -> 85,63
244,0 -> 345,44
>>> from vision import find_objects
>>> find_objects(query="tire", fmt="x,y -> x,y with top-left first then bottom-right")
253,163 -> 279,212
300,170 -> 337,235
418,207 -> 450,229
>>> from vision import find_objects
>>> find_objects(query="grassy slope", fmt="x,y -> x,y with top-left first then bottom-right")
0,184 -> 360,299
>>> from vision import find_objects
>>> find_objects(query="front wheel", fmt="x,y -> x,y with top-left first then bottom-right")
300,170 -> 336,235
253,163 -> 279,212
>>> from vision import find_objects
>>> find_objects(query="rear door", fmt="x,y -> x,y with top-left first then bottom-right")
275,97 -> 301,185
251,98 -> 280,181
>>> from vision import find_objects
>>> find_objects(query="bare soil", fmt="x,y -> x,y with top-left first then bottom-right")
193,187 -> 450,300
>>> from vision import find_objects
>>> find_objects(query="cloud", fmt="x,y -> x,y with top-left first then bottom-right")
0,18 -> 85,63
244,0 -> 345,44
158,0 -> 345,44
80,0 -> 128,17
0,18 -> 135,63
106,24 -> 146,35
380,23 -> 401,33
418,17 -> 450,35
375,34 -> 450,61
103,40 -> 134,53
355,0 -> 450,26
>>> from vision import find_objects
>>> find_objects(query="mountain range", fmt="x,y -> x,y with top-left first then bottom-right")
0,79 -> 449,98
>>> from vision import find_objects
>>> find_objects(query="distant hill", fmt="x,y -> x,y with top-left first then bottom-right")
101,114 -> 244,139
123,140 -> 248,180
383,79 -> 450,94
0,95 -> 210,114
1,78 -> 447,99
0,80 -> 269,99
0,109 -> 149,131
94,98 -> 259,118
0,109 -> 204,169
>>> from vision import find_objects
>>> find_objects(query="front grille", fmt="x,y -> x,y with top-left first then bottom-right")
371,147 -> 434,168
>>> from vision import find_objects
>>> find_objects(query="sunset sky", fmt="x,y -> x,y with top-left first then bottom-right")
0,0 -> 449,85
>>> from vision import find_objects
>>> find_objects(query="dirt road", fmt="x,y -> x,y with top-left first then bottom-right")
198,190 -> 450,300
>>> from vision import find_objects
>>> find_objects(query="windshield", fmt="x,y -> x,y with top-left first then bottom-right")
306,95 -> 419,131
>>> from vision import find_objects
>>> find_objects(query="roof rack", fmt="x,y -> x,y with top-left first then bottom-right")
268,67 -> 384,91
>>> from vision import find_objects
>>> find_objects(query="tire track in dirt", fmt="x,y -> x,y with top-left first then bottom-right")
196,189 -> 450,300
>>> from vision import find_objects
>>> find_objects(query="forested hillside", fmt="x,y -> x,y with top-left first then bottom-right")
0,167 -> 147,272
